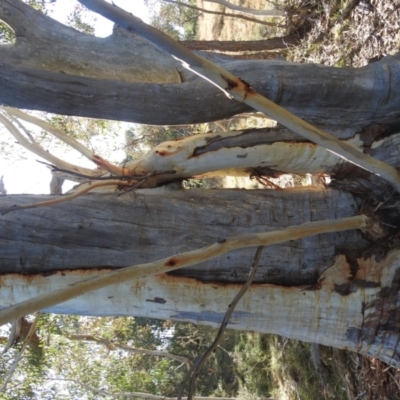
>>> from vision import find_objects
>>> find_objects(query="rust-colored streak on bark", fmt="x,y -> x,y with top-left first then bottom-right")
155,274 -> 313,292
361,268 -> 400,347
155,150 -> 176,157
223,75 -> 238,90
222,73 -> 257,101
164,258 -> 179,268
0,268 -> 115,282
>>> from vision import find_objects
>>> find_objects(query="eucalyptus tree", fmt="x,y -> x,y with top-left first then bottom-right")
1,0 -> 400,368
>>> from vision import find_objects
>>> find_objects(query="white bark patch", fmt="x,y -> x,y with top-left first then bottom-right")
1,249 -> 399,365
127,131 -> 365,179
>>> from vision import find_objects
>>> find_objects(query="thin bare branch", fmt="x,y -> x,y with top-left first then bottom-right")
203,0 -> 284,16
0,215 -> 370,326
180,36 -> 299,52
0,313 -> 41,392
2,107 -> 129,176
179,246 -> 264,400
0,179 -> 135,215
78,0 -> 400,192
50,378 -> 237,400
162,0 -> 281,27
0,111 -> 99,179
68,334 -> 192,369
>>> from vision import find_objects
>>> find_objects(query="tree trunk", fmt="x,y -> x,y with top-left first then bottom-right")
1,189 -> 400,366
1,0 -> 400,129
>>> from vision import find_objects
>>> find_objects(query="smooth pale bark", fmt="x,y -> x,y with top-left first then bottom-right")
123,128 -> 400,185
1,0 -> 400,129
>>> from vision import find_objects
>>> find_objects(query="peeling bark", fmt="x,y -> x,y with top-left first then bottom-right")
1,245 -> 400,366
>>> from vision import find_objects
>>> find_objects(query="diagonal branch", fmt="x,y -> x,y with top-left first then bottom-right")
50,377 -> 237,400
2,107 -> 129,176
178,246 -> 264,400
0,111 -> 99,179
0,215 -> 370,326
0,179 -> 136,215
68,334 -> 192,369
78,0 -> 400,192
0,313 -> 41,392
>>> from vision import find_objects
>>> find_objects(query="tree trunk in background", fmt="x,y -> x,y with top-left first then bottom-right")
181,36 -> 299,51
202,0 -> 284,17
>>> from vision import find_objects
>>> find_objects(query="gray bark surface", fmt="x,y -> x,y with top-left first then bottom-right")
1,0 -> 400,128
0,188 -> 366,284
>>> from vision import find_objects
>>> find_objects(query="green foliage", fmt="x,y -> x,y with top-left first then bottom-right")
233,332 -> 271,395
24,0 -> 46,12
0,0 -> 49,44
168,323 -> 239,397
0,21 -> 15,44
145,0 -> 198,40
66,4 -> 96,35
125,124 -> 197,160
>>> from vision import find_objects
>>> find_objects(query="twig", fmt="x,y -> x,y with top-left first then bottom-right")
77,0 -> 400,193
340,0 -> 361,21
2,107 -> 129,176
0,111 -> 98,179
178,247 -> 264,400
162,0 -> 282,27
0,215 -> 370,326
0,313 -> 41,392
0,179 -> 135,215
45,163 -> 176,186
68,334 -> 192,369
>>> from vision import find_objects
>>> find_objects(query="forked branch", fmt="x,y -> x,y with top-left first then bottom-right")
68,334 -> 192,369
